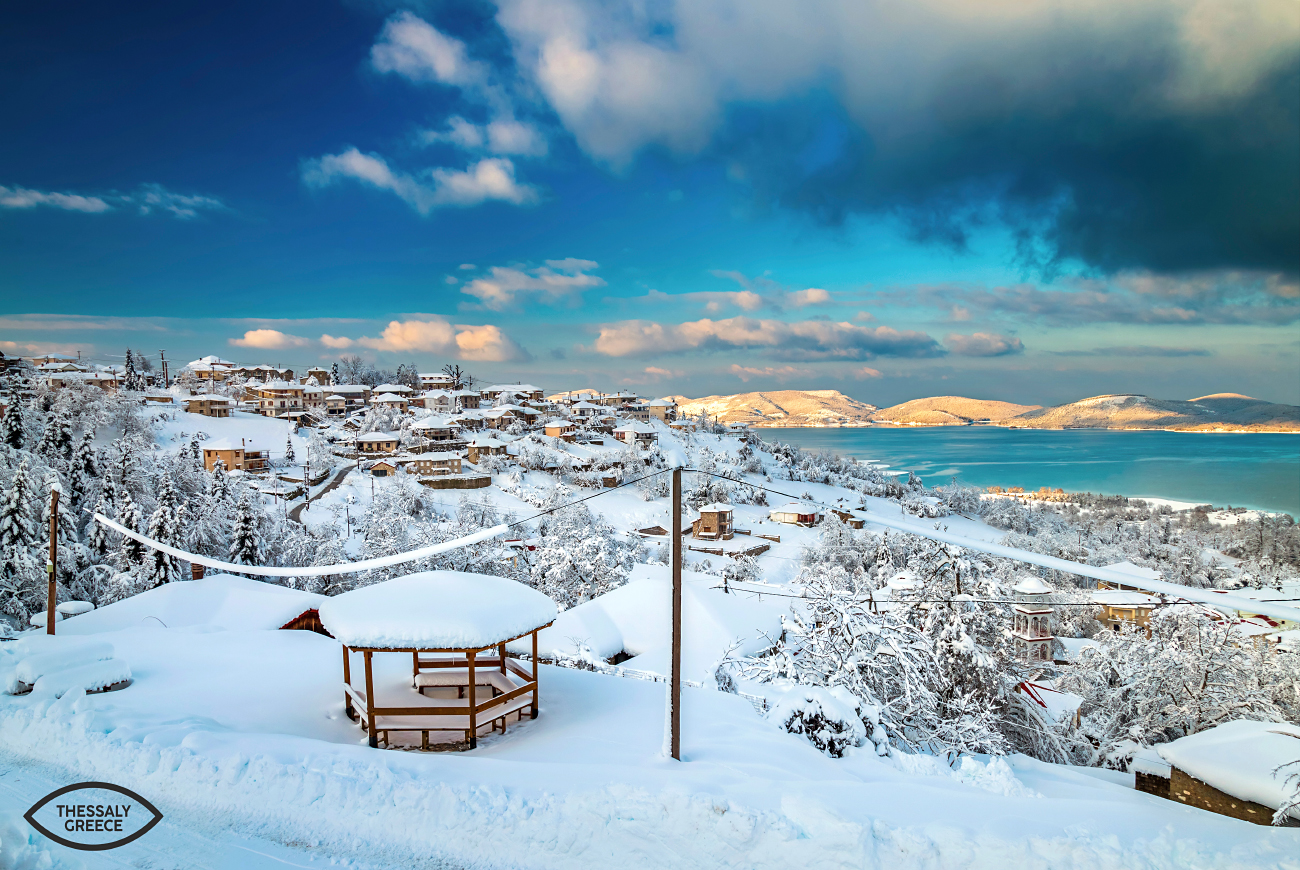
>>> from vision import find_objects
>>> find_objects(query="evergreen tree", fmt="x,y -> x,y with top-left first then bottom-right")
35,405 -> 74,464
0,459 -> 40,619
87,481 -> 117,561
228,493 -> 261,565
0,394 -> 24,450
143,472 -> 183,587
329,363 -> 339,386
68,430 -> 98,508
284,435 -> 295,464
208,460 -> 230,501
115,494 -> 147,569
122,349 -> 141,391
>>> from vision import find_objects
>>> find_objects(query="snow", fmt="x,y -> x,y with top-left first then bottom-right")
1131,746 -> 1172,778
1103,560 -> 1163,582
34,658 -> 132,697
1012,576 -> 1054,595
512,564 -> 785,681
54,600 -> 94,616
54,576 -> 324,635
318,570 -> 558,649
1092,589 -> 1160,606
1158,720 -> 1300,815
14,642 -> 114,685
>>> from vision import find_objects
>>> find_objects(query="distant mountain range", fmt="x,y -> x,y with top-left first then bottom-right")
666,390 -> 1300,432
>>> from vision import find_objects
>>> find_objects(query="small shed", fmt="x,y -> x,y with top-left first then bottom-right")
368,459 -> 399,477
318,571 -> 557,750
692,503 -> 734,540
768,502 -> 822,526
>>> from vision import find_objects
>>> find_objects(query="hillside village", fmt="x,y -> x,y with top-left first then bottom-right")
0,347 -> 1298,866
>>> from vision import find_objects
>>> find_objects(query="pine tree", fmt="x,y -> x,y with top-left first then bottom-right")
143,472 -> 183,587
285,435 -> 295,464
122,349 -> 141,392
36,405 -> 74,465
228,493 -> 261,565
1,395 -> 24,450
87,482 -> 117,560
68,430 -> 98,509
0,459 -> 40,619
329,363 -> 339,386
208,460 -> 230,501
115,494 -> 146,569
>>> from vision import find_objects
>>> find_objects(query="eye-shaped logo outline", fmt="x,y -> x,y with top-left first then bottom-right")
24,782 -> 163,851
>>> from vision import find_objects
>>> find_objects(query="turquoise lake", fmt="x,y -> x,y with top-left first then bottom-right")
758,427 -> 1300,517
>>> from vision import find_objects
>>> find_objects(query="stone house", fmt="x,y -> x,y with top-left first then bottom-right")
184,394 -> 232,418
692,503 -> 734,540
357,432 -> 400,454
203,439 -> 268,473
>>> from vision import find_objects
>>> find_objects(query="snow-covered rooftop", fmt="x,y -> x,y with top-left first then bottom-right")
372,393 -> 406,403
1091,589 -> 1160,606
1012,576 -> 1054,595
357,432 -> 398,442
698,502 -> 734,513
1158,720 -> 1300,817
1102,561 -> 1162,582
318,570 -> 557,650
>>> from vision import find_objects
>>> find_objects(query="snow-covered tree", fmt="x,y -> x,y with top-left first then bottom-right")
284,435 -> 295,465
1,395 -> 24,450
68,430 -> 98,509
1058,605 -> 1287,768
228,493 -> 262,566
0,458 -> 42,619
143,472 -> 184,587
115,494 -> 147,571
527,499 -> 641,609
35,404 -> 74,465
122,349 -> 142,392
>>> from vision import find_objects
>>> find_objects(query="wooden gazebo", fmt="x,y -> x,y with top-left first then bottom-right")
318,571 -> 557,750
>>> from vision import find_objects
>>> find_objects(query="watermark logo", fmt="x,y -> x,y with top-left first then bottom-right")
24,782 -> 163,851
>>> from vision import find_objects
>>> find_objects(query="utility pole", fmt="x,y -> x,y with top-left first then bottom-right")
46,489 -> 59,635
670,466 -> 682,761
159,349 -> 168,389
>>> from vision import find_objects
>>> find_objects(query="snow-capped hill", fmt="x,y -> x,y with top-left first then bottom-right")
1011,393 -> 1300,431
872,396 -> 1041,426
666,389 -> 878,427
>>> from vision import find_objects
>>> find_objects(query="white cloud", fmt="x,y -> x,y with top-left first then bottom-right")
729,364 -> 814,382
592,316 -> 943,360
461,258 -> 604,310
0,185 -> 110,213
0,182 -> 224,218
944,332 -> 1025,357
324,318 -> 528,361
848,366 -> 883,379
370,12 -> 487,89
229,329 -> 310,350
423,116 -> 548,157
131,183 -> 226,219
302,148 -> 536,215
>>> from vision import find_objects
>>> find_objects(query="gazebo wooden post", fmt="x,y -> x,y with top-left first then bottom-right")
467,650 -> 478,749
363,650 -> 377,748
342,645 -> 353,719
531,630 -> 539,718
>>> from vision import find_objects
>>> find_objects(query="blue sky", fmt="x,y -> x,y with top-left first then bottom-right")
2,1 -> 1297,405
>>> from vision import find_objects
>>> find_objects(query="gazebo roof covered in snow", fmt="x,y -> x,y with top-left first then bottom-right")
318,570 -> 558,650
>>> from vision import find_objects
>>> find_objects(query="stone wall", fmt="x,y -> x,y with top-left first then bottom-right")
418,475 -> 491,490
1170,767 -> 1295,826
1135,771 -> 1169,799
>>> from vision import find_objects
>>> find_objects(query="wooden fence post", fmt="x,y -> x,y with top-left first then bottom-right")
671,466 -> 682,760
46,489 -> 59,635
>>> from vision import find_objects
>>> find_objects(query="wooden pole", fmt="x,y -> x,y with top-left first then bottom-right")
342,645 -> 353,719
531,630 -> 539,719
46,489 -> 59,635
363,650 -> 377,748
671,466 -> 682,760
467,650 -> 478,749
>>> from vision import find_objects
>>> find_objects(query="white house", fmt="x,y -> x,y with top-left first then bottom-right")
768,503 -> 822,526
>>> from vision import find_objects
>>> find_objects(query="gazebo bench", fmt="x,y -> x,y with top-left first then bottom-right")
413,668 -> 517,698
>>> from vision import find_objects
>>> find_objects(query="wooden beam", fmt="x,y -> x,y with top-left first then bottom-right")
342,645 -> 353,719
671,466 -> 682,761
363,650 -> 377,748
530,631 -> 539,719
467,650 -> 477,749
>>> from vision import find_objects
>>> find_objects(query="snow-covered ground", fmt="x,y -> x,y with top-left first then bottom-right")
2,604 -> 1294,870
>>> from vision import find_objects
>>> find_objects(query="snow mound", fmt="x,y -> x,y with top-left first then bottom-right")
56,576 -> 326,635
0,812 -> 83,870
33,658 -> 132,698
319,570 -> 558,649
